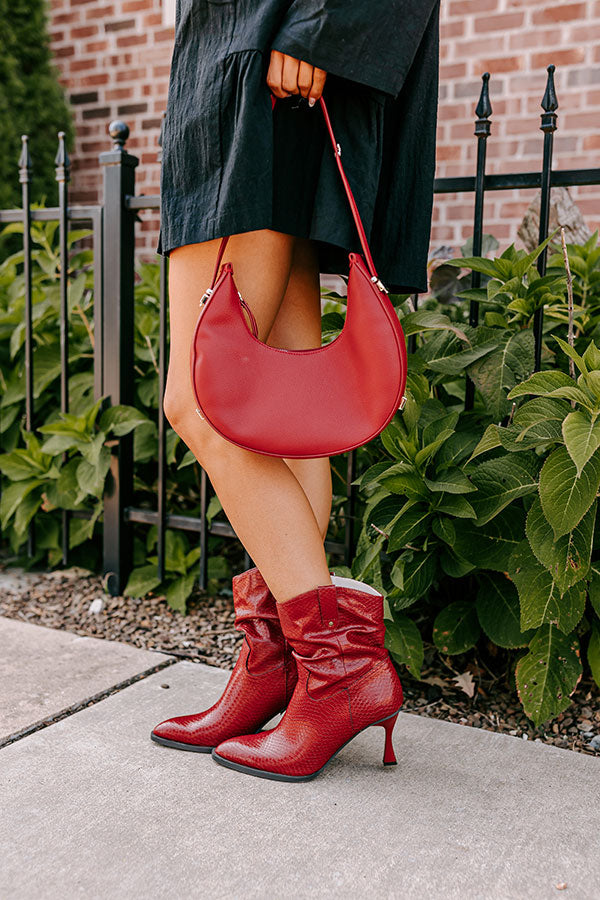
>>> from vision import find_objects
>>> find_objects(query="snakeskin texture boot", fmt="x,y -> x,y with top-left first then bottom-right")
151,567 -> 297,752
211,575 -> 403,780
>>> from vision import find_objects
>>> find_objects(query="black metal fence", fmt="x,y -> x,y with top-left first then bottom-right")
2,65 -> 600,595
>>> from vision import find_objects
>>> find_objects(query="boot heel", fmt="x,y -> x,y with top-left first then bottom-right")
378,713 -> 399,766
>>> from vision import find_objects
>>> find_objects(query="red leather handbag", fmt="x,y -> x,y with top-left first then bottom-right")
190,93 -> 407,459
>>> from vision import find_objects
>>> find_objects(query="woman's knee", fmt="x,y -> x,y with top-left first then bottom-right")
162,382 -> 221,463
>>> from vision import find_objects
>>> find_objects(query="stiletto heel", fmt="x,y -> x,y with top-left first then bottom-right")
380,712 -> 399,766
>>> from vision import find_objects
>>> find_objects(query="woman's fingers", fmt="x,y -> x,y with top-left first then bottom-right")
281,52 -> 300,96
297,59 -> 314,99
267,50 -> 328,105
308,66 -> 327,105
266,50 -> 291,98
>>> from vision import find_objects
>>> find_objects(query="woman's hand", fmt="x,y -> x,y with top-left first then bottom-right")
267,50 -> 327,106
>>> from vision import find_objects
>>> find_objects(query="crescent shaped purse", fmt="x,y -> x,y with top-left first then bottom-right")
190,92 -> 407,459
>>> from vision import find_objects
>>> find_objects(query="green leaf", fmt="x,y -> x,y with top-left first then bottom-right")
367,495 -> 407,532
424,468 -> 476,494
99,404 -> 150,436
443,255 -> 500,277
13,487 -> 43,537
526,496 -> 594,594
391,549 -> 437,598
468,454 -> 539,525
508,541 -> 586,634
453,506 -> 525,572
384,613 -> 424,679
431,516 -> 455,545
165,530 -> 188,575
434,494 -> 477,519
469,329 -> 534,420
476,573 -> 535,649
508,371 -> 593,409
509,397 -> 570,449
124,565 -> 162,598
588,622 -> 600,690
553,335 -> 587,375
588,565 -> 600,618
382,472 -> 428,499
166,573 -> 196,613
401,309 -> 468,342
508,370 -> 581,399
69,507 -> 101,549
562,410 -> 600,476
468,424 -> 501,462
426,341 -> 498,376
440,549 -> 475,578
515,626 -> 582,725
539,446 -> 600,539
387,505 -> 431,552
432,600 -> 481,654
0,479 -> 43,529
76,447 -> 112,500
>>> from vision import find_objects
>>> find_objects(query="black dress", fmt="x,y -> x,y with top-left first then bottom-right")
156,0 -> 441,295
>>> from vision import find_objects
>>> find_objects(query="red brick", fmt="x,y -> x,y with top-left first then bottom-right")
509,28 -> 562,50
474,55 -> 524,74
71,59 -> 101,73
531,47 -> 585,68
448,0 -> 498,15
563,111 -> 600,130
84,40 -> 108,53
71,25 -> 98,38
474,12 -> 525,33
531,4 -> 587,25
440,20 -> 465,39
116,34 -> 148,48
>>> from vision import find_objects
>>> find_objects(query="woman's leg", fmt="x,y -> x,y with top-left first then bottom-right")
266,235 -> 332,542
165,229 -> 332,603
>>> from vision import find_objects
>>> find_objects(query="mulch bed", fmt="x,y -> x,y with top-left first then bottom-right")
1,566 -> 598,758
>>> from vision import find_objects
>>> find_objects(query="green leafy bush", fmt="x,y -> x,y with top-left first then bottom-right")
331,231 -> 600,725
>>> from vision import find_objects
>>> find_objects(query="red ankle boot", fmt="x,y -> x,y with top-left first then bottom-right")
212,576 -> 403,780
151,567 -> 297,752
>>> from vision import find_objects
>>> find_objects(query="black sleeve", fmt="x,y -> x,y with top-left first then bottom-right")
270,0 -> 441,98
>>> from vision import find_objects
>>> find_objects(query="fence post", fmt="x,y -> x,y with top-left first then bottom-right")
533,64 -> 558,371
99,121 -> 138,596
464,73 -> 492,411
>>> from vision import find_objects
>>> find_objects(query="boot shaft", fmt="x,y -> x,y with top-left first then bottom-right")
276,577 -> 389,699
231,567 -> 286,674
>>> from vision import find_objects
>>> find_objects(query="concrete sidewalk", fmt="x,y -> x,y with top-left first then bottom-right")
0,616 -> 172,743
1,653 -> 599,899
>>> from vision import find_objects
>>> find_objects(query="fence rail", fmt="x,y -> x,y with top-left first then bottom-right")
1,65 -> 600,595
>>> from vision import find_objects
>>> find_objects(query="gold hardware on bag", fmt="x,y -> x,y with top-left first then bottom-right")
398,396 -> 407,411
370,276 -> 388,293
199,288 -> 213,306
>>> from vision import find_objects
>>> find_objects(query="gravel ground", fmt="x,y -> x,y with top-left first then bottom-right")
1,565 -> 598,757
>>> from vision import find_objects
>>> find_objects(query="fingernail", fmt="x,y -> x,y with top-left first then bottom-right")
308,97 -> 316,107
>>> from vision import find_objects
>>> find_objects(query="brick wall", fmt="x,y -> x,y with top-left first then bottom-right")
45,0 -> 600,259
434,0 -> 600,252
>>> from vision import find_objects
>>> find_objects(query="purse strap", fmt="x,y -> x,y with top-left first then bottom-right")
207,92 -> 385,292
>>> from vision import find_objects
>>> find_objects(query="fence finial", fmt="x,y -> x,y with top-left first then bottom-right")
475,72 -> 492,138
19,134 -> 32,184
542,64 -> 558,113
108,120 -> 130,149
541,65 -> 558,134
475,72 -> 492,120
54,131 -> 71,183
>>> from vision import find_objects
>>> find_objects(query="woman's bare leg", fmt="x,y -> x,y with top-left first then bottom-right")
165,229 -> 332,602
266,236 -> 332,542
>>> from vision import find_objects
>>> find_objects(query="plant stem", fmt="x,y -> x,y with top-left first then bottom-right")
560,226 -> 576,395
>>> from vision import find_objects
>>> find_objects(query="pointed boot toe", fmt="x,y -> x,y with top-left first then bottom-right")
150,567 -> 297,753
151,714 -> 214,753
